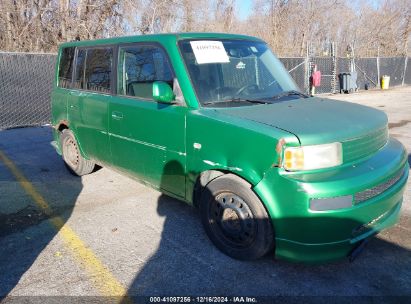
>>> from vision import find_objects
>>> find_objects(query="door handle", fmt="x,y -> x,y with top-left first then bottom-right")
111,111 -> 123,120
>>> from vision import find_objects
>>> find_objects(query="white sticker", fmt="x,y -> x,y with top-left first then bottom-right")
190,41 -> 230,64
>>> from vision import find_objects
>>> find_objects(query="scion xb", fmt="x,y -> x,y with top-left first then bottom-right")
51,33 -> 409,263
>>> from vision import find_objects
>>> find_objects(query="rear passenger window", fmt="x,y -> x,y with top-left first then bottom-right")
119,45 -> 173,99
58,47 -> 75,88
84,48 -> 113,93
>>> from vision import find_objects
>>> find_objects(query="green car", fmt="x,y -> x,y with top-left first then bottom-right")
51,33 -> 409,263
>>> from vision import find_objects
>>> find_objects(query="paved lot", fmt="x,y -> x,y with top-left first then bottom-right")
0,87 -> 410,301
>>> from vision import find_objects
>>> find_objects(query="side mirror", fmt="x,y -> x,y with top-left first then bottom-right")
152,81 -> 175,103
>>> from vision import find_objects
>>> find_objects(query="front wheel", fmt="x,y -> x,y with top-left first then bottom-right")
60,129 -> 95,176
199,174 -> 274,260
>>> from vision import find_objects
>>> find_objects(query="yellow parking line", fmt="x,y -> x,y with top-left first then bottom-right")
0,150 -> 130,300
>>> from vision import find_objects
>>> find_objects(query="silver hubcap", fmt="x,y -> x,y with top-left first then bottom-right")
63,137 -> 79,168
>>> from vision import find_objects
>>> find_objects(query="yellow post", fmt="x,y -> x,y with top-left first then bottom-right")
381,75 -> 390,90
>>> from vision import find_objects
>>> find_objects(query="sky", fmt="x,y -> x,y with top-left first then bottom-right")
236,0 -> 253,20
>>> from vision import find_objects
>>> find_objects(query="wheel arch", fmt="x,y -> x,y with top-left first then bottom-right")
57,124 -> 90,160
57,121 -> 69,132
192,168 -> 279,237
192,169 -> 255,208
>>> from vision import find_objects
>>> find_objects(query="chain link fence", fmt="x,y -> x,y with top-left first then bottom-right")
0,52 -> 410,130
311,57 -> 336,94
278,57 -> 307,93
280,56 -> 411,95
354,58 -> 379,90
379,57 -> 407,87
404,58 -> 411,85
0,52 -> 56,129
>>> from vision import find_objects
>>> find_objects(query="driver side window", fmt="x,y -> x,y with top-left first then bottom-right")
118,44 -> 173,100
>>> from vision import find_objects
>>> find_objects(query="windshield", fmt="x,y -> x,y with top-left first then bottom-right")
179,39 -> 300,107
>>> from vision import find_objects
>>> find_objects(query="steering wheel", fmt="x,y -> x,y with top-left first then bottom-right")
234,84 -> 259,97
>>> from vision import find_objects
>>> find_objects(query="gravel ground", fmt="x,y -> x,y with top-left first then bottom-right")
0,87 -> 410,302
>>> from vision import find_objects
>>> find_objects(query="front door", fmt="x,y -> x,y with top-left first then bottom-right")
109,43 -> 186,198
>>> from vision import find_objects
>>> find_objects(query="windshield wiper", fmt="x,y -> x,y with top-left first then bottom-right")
203,98 -> 269,106
270,90 -> 309,100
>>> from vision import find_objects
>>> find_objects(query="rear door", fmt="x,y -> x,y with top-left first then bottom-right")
109,43 -> 187,198
68,47 -> 113,165
52,47 -> 75,129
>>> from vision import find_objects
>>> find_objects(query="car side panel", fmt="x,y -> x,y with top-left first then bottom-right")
109,97 -> 187,198
185,109 -> 299,203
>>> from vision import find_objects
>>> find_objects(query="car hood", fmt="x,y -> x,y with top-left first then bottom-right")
215,97 -> 388,145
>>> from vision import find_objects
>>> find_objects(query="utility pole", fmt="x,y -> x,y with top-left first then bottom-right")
376,45 -> 380,88
402,57 -> 408,86
331,42 -> 337,94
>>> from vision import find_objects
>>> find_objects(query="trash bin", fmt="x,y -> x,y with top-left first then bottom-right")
381,75 -> 390,90
339,72 -> 357,94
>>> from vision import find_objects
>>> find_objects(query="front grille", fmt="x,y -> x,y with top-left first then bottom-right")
354,169 -> 404,204
343,127 -> 388,163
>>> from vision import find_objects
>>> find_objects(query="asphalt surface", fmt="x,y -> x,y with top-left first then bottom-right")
0,87 -> 410,301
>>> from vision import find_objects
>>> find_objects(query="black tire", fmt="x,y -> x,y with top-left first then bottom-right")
199,174 -> 274,260
60,129 -> 95,176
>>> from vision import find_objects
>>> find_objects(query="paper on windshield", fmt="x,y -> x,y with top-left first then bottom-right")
190,41 -> 230,64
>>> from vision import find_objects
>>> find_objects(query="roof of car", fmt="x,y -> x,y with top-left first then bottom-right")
59,32 -> 263,48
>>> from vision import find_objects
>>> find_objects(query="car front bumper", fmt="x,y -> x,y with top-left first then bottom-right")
254,137 -> 409,263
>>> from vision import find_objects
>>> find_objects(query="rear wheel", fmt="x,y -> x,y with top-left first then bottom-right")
60,129 -> 95,176
199,174 -> 274,260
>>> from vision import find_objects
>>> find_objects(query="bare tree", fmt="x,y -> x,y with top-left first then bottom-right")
0,0 -> 409,55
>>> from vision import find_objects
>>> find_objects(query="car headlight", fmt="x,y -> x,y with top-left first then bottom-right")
283,142 -> 342,171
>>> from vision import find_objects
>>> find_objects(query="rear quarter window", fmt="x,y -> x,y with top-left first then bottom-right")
58,47 -> 75,88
